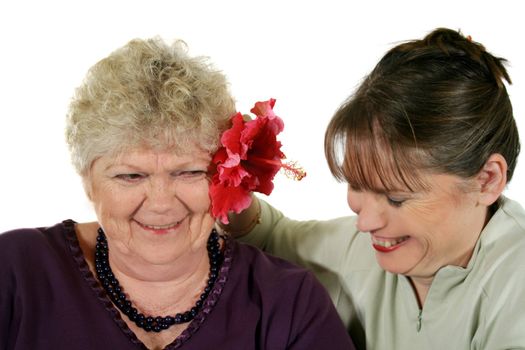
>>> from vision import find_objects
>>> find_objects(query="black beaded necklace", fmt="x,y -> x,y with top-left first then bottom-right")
94,227 -> 223,333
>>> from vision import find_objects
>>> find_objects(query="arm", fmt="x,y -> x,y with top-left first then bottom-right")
228,196 -> 358,268
225,196 -> 361,320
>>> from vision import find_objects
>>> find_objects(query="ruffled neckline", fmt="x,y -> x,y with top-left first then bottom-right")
63,219 -> 234,349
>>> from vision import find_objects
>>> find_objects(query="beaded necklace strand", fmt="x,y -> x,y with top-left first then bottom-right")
94,228 -> 223,333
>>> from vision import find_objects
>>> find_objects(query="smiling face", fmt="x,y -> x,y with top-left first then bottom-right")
84,145 -> 215,267
347,172 -> 489,279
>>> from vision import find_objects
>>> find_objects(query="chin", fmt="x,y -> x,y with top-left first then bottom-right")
375,256 -> 413,276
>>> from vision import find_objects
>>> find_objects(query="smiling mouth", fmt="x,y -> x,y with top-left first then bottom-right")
371,236 -> 409,252
135,219 -> 184,234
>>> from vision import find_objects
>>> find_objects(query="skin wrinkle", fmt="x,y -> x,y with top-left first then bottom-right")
87,147 -> 213,281
348,170 -> 488,306
85,146 -> 218,324
64,37 -> 238,349
317,27 -> 518,330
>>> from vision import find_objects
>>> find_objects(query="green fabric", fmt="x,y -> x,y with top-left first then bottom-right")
240,197 -> 525,349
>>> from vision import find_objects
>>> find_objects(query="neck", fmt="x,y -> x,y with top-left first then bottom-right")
109,243 -> 210,283
409,205 -> 491,308
93,226 -> 223,333
77,222 -> 220,318
111,251 -> 211,315
103,232 -> 212,316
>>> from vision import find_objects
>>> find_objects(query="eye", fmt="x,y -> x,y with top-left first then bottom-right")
386,195 -> 406,208
174,170 -> 208,180
115,173 -> 146,182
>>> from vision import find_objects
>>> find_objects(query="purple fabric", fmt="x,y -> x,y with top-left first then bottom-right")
0,221 -> 354,349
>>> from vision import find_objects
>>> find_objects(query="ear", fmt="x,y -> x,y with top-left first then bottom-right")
475,153 -> 507,206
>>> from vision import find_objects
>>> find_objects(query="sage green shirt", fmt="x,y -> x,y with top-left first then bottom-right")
240,197 -> 525,349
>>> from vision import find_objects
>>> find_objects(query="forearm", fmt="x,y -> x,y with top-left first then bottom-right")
226,196 -> 359,268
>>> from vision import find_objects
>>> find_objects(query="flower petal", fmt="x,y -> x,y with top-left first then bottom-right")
251,98 -> 276,118
250,98 -> 284,134
209,98 -> 304,223
220,112 -> 248,157
218,160 -> 251,187
209,177 -> 253,224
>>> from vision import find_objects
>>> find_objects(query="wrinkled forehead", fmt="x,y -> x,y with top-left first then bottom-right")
116,144 -> 210,161
89,142 -> 212,172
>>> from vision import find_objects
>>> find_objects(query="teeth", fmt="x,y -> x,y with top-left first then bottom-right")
372,236 -> 408,248
142,221 -> 180,230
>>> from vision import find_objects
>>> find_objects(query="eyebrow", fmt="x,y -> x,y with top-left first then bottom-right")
104,163 -> 142,171
103,159 -> 210,172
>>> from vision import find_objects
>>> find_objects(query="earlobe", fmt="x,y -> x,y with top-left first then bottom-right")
477,154 -> 507,206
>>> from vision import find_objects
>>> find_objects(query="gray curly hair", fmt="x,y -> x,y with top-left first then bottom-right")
66,37 -> 235,175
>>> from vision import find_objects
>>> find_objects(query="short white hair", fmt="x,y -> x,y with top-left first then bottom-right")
66,37 -> 235,175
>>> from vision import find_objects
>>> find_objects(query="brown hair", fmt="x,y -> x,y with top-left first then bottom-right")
325,28 -> 520,192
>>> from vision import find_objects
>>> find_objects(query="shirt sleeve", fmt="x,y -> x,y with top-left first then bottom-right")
239,197 -> 358,272
238,197 -> 364,328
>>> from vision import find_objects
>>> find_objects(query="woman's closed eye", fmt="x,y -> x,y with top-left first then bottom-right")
386,195 -> 406,208
115,173 -> 147,182
173,170 -> 208,181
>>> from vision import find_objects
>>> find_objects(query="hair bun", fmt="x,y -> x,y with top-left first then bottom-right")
424,28 -> 511,87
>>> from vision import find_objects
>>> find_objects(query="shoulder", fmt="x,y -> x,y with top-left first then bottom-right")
500,196 -> 525,234
232,240 -> 314,285
0,221 -> 70,249
228,241 -> 354,349
473,198 -> 525,344
0,221 -> 74,310
230,240 -> 338,304
0,221 -> 74,271
475,198 -> 525,292
479,197 -> 525,270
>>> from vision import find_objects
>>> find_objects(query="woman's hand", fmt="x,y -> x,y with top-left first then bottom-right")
217,194 -> 261,237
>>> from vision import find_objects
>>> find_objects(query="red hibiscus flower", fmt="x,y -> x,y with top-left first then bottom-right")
209,99 -> 306,224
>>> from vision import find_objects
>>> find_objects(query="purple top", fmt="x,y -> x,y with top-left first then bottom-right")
0,220 -> 354,349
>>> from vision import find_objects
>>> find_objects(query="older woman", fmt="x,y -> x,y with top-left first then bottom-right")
230,28 -> 525,349
0,38 -> 353,349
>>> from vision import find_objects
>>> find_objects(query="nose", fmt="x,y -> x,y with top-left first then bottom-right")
347,189 -> 387,233
145,177 -> 180,214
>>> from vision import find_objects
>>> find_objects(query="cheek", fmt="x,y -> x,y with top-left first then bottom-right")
400,211 -> 436,255
178,180 -> 211,212
91,183 -> 143,220
411,207 -> 458,251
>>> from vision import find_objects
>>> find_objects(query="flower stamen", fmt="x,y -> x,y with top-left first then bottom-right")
209,99 -> 307,224
281,160 -> 307,181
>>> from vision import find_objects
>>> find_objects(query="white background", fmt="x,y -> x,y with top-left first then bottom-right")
0,0 -> 523,232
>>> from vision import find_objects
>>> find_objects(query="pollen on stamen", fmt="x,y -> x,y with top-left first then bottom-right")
281,160 -> 307,181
